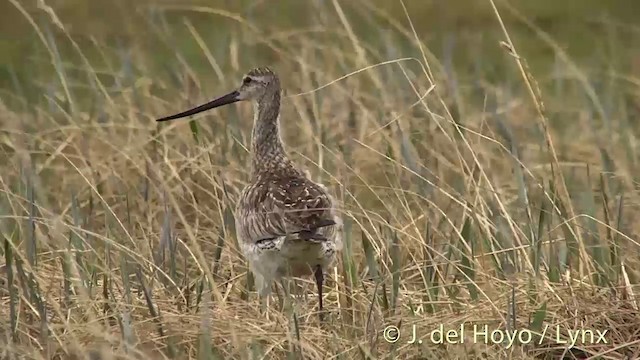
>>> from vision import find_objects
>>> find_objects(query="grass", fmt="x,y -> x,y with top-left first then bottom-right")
2,0 -> 640,359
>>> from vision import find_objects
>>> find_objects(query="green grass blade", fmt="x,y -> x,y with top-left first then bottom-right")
362,232 -> 378,281
4,235 -> 17,341
389,229 -> 400,311
459,217 -> 478,301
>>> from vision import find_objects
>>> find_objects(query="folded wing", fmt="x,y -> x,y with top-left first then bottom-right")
236,176 -> 337,245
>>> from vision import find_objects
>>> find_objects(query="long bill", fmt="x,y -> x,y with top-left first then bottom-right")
156,90 -> 240,122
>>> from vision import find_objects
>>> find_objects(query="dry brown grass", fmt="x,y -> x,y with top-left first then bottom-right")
2,0 -> 640,359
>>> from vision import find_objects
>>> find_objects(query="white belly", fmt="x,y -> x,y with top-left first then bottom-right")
240,234 -> 340,296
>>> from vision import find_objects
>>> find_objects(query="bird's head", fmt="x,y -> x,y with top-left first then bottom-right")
156,67 -> 279,122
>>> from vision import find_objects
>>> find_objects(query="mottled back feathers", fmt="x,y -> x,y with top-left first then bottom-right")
236,170 -> 337,245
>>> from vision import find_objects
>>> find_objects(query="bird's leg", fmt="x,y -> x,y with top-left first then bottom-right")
255,272 -> 274,320
291,278 -> 305,310
279,278 -> 293,313
314,265 -> 325,323
259,285 -> 274,319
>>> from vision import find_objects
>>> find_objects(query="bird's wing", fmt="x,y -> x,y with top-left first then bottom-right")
236,176 -> 336,245
269,176 -> 335,233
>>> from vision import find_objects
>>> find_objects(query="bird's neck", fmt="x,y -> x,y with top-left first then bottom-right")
250,89 -> 291,178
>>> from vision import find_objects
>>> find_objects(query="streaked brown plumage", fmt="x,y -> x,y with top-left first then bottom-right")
156,67 -> 342,321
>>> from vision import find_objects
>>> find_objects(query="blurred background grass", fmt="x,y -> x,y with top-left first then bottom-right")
2,0 -> 640,359
2,0 -> 640,100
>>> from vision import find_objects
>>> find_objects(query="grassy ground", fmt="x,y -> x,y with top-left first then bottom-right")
2,0 -> 640,359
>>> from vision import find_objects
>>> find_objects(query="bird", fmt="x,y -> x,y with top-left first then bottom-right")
156,67 -> 343,321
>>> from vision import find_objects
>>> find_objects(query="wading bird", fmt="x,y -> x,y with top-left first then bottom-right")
156,67 -> 342,321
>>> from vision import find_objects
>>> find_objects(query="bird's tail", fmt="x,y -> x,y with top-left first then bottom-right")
296,218 -> 337,242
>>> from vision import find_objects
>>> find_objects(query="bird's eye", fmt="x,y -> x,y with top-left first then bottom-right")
243,77 -> 252,85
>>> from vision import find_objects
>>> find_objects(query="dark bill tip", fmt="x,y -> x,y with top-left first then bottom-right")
156,90 -> 241,122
